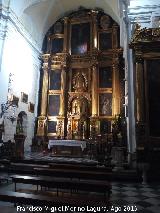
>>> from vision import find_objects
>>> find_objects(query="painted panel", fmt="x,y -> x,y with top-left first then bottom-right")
48,95 -> 60,116
51,38 -> 63,53
99,32 -> 112,50
99,93 -> 112,116
99,67 -> 112,88
71,23 -> 90,54
48,121 -> 57,133
50,70 -> 61,90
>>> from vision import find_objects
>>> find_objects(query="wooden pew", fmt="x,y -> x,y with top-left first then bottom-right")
34,167 -> 112,181
0,190 -> 109,207
49,162 -> 112,172
11,175 -> 111,199
6,162 -> 49,175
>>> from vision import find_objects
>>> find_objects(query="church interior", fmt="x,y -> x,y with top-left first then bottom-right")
0,0 -> 160,212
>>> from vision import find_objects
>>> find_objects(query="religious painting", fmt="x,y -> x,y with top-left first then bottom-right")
147,60 -> 160,137
100,120 -> 111,134
21,92 -> 28,104
99,93 -> 112,116
71,22 -> 90,54
99,32 -> 112,51
50,70 -> 61,90
11,95 -> 19,107
48,95 -> 60,116
28,102 -> 35,113
48,120 -> 57,133
99,67 -> 112,88
51,38 -> 63,53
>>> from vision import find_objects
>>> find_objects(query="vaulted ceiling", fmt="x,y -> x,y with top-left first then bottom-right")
5,0 -> 160,47
129,0 -> 160,28
9,0 -> 120,46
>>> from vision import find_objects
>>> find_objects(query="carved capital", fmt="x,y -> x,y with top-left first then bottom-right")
135,55 -> 143,63
63,17 -> 69,24
91,10 -> 98,22
42,54 -> 50,63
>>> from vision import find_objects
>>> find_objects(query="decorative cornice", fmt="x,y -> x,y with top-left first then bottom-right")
131,24 -> 160,44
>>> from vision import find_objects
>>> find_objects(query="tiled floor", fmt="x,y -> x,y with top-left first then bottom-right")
0,152 -> 159,212
0,179 -> 160,213
111,182 -> 160,213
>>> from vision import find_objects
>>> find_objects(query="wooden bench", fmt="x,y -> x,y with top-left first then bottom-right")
49,162 -> 112,172
7,163 -> 49,175
34,167 -> 112,181
0,190 -> 109,207
13,158 -> 98,166
0,176 -> 9,183
11,175 -> 111,199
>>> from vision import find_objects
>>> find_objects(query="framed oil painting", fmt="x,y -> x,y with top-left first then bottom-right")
21,92 -> 28,104
50,70 -> 61,90
48,120 -> 57,133
28,102 -> 35,113
51,38 -> 63,53
99,67 -> 112,88
48,95 -> 60,116
71,22 -> 90,54
99,32 -> 112,51
99,93 -> 112,116
11,95 -> 19,107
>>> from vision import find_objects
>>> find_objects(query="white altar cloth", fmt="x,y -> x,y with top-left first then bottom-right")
48,140 -> 86,151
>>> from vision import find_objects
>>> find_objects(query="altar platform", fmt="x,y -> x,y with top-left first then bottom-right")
48,140 -> 87,157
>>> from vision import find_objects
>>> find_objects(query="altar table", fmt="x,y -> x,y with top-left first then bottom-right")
48,140 -> 86,156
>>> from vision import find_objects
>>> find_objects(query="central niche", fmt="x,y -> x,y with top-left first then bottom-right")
72,69 -> 88,92
71,22 -> 90,54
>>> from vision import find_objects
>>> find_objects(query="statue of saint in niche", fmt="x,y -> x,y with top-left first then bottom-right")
71,98 -> 88,116
72,99 -> 80,115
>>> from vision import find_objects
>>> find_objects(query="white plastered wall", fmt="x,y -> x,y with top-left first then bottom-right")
0,12 -> 41,151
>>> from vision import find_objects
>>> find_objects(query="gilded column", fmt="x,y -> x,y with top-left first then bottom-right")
91,65 -> 98,116
135,55 -> 145,122
112,23 -> 119,49
63,17 -> 69,53
112,57 -> 120,116
57,55 -> 68,138
37,53 -> 50,136
90,64 -> 99,138
92,10 -> 98,50
59,66 -> 66,116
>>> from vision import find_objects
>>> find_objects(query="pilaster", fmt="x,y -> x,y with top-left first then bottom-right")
37,53 -> 50,137
112,57 -> 120,116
